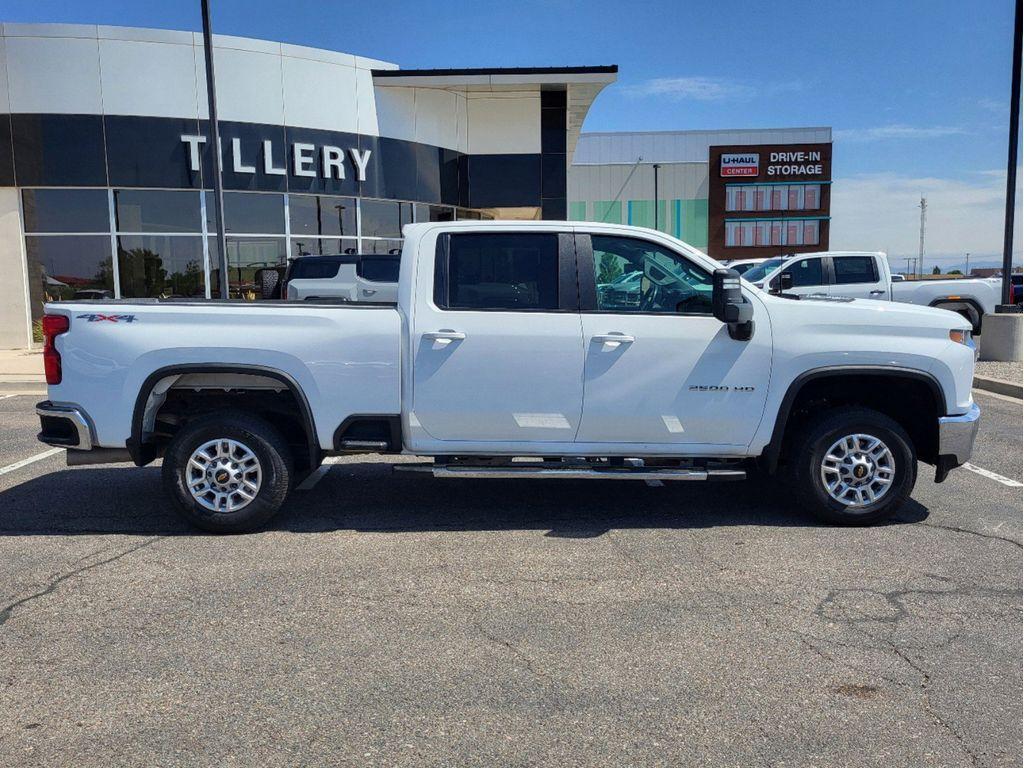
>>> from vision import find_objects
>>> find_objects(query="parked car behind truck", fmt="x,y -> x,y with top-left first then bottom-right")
741,251 -> 999,332
37,222 -> 980,533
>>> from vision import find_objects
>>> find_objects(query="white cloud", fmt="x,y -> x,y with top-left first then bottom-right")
621,76 -> 804,102
621,76 -> 747,101
830,171 -> 1022,266
833,124 -> 966,142
978,97 -> 1007,114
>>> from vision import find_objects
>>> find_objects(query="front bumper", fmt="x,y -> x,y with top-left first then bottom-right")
934,402 -> 981,481
36,401 -> 94,450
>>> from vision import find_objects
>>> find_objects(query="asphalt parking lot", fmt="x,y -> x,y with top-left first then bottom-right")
0,391 -> 1021,767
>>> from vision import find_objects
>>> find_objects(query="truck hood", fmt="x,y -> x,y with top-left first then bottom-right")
776,294 -> 972,331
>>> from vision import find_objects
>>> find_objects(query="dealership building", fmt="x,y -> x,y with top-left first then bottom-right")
0,22 -> 834,351
0,22 -> 617,347
569,127 -> 833,260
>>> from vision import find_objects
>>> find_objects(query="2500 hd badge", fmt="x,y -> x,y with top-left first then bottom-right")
689,385 -> 755,392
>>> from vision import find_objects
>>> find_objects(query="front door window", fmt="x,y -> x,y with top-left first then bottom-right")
592,235 -> 713,315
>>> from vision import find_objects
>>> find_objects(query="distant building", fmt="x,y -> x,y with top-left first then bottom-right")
568,127 -> 832,260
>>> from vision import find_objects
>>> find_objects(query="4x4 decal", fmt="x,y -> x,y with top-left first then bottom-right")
76,314 -> 138,323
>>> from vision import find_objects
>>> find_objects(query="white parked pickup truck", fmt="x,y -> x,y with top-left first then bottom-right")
36,222 -> 980,533
741,251 -> 999,332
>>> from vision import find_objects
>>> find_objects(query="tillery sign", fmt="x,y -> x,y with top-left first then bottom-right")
181,135 -> 372,181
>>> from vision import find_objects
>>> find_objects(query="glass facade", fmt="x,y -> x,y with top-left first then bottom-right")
22,188 -> 475,317
570,198 -> 709,248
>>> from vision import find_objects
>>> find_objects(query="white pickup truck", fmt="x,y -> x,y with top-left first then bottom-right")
36,222 -> 980,533
740,251 -> 999,332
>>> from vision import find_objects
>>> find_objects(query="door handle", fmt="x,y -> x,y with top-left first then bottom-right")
423,330 -> 466,343
869,290 -> 885,296
362,288 -> 377,296
591,333 -> 635,345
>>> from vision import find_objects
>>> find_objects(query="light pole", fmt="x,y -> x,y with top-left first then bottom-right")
965,252 -> 970,276
998,0 -> 1022,310
200,0 -> 229,298
652,164 -> 660,232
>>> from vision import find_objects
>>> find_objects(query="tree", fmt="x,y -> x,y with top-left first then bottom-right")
597,253 -> 624,284
931,265 -> 941,275
947,269 -> 963,275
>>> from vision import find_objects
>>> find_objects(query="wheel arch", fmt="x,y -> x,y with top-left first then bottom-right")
928,296 -> 984,333
760,366 -> 946,474
128,363 -> 320,471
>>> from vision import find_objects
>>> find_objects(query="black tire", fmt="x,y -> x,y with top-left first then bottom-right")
162,411 -> 292,534
785,407 -> 916,525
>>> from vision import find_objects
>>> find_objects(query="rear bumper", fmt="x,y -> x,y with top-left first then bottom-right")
36,401 -> 94,450
934,402 -> 981,481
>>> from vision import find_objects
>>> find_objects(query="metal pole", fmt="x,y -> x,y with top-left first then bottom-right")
965,252 -> 970,276
201,0 -> 229,298
998,0 -> 1022,309
653,164 -> 660,231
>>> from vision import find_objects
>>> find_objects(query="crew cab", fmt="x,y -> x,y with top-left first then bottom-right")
741,251 -> 999,332
36,222 -> 981,533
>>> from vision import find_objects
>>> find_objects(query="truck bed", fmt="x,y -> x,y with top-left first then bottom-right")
45,300 -> 402,451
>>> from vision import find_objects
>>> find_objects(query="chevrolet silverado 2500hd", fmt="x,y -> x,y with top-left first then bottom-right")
37,222 -> 980,533
741,251 -> 999,332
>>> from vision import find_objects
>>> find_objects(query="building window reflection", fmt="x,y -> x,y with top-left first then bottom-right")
117,235 -> 206,298
290,237 -> 359,257
25,235 -> 115,333
361,199 -> 413,239
208,236 -> 287,300
21,188 -> 481,310
22,189 -> 109,233
290,194 -> 356,237
114,190 -> 202,233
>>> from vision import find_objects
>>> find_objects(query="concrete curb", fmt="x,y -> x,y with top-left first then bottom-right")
973,375 -> 1023,400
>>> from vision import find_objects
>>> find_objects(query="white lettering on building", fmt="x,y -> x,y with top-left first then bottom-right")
181,134 -> 371,179
263,140 -> 286,176
766,150 -> 824,177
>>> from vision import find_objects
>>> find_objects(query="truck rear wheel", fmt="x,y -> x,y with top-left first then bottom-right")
786,407 -> 916,525
162,412 -> 293,534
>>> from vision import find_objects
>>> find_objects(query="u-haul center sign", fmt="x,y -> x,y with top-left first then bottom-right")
720,153 -> 759,177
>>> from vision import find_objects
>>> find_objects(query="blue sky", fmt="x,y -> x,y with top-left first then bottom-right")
4,0 -> 1021,266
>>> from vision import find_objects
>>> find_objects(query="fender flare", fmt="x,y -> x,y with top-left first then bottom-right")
127,363 -> 319,469
759,365 -> 947,473
927,296 -> 984,333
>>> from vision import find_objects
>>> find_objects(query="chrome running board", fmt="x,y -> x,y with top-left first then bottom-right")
395,464 -> 746,481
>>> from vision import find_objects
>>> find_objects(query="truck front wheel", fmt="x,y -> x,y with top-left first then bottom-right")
786,407 -> 917,525
162,412 -> 293,534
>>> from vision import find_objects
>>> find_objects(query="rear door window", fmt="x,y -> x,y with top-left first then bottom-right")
781,257 -> 825,288
287,258 -> 343,280
438,233 -> 559,311
833,256 -> 878,284
358,255 -> 401,283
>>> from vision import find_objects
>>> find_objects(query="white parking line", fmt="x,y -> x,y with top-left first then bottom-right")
295,456 -> 345,490
0,394 -> 20,400
962,463 -> 1023,488
0,447 -> 64,476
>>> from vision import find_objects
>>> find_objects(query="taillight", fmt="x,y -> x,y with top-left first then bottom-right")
42,314 -> 69,385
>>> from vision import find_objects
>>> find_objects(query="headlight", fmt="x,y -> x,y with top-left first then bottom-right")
949,329 -> 972,345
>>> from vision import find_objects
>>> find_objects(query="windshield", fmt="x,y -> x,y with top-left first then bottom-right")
741,257 -> 786,283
